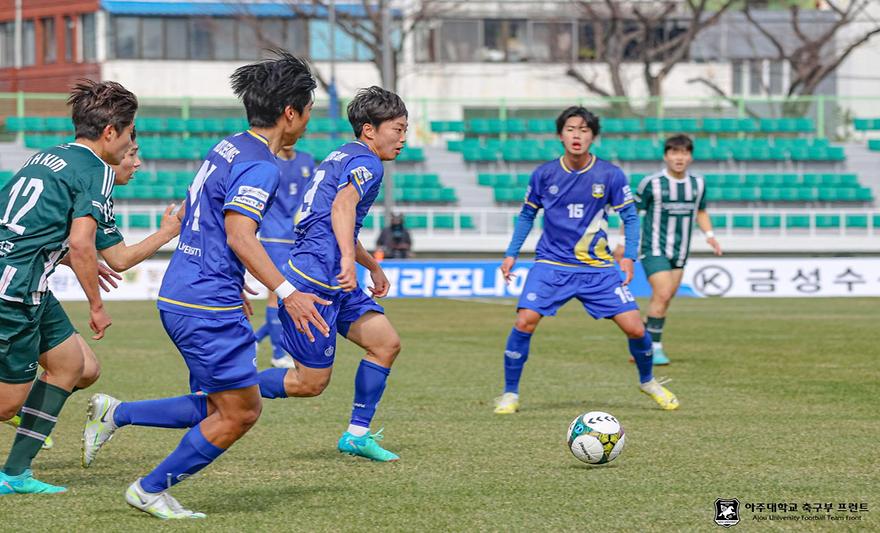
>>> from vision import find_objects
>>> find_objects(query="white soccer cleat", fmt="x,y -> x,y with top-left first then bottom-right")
639,378 -> 680,411
493,392 -> 520,414
270,354 -> 297,369
82,393 -> 121,468
125,479 -> 206,519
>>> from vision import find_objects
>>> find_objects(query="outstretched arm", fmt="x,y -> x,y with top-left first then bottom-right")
99,203 -> 181,272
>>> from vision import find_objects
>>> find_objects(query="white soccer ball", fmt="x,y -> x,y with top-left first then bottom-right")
566,411 -> 626,465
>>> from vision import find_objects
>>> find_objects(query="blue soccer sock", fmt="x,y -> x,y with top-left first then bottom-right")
349,360 -> 390,431
113,394 -> 208,429
628,333 -> 654,384
503,328 -> 532,394
257,368 -> 288,399
140,423 -> 225,494
254,323 -> 269,342
266,307 -> 285,358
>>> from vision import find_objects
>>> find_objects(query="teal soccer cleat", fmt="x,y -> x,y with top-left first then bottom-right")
652,346 -> 670,365
338,429 -> 399,462
0,469 -> 66,495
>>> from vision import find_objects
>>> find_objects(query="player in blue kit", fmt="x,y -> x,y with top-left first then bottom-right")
81,53 -> 329,519
255,86 -> 407,462
254,144 -> 315,368
492,106 -> 680,415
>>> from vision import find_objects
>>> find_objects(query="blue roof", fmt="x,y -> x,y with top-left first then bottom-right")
101,1 -> 374,17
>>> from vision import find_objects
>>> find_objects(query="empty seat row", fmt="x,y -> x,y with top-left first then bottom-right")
5,116 -> 357,135
362,213 -> 475,230
432,117 -> 815,135
629,173 -> 862,188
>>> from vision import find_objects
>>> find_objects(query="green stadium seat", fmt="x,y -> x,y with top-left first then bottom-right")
732,215 -> 754,229
854,118 -> 872,131
506,119 -> 527,134
5,116 -> 25,132
710,214 -> 728,228
24,117 -> 47,132
785,215 -> 811,229
845,214 -> 867,228
166,118 -> 188,133
45,117 -> 71,132
759,215 -> 781,228
868,139 -> 880,151
527,119 -> 555,134
815,215 -> 841,229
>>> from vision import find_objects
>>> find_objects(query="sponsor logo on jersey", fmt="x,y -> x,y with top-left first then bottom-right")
0,240 -> 14,257
351,166 -> 373,186
231,195 -> 266,211
238,186 -> 270,202
592,183 -> 605,198
324,346 -> 335,357
622,185 -> 633,202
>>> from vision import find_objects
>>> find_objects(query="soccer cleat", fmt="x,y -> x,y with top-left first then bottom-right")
652,346 -> 670,365
4,416 -> 53,450
639,378 -> 679,410
337,429 -> 399,462
271,354 -> 297,369
493,392 -> 520,414
82,393 -> 121,468
125,479 -> 206,519
0,469 -> 66,494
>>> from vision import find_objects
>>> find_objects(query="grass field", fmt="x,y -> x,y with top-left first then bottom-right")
1,297 -> 878,531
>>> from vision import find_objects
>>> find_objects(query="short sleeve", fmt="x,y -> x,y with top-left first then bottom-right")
339,155 -> 383,199
524,169 -> 542,209
95,217 -> 124,250
223,160 -> 280,224
72,164 -> 113,223
635,177 -> 651,211
698,179 -> 707,210
610,169 -> 635,210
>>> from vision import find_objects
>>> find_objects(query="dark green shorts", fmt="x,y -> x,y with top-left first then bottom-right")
641,255 -> 685,279
0,292 -> 76,384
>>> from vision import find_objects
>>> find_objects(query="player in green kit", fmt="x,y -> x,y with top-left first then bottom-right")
0,80 -> 137,495
619,134 -> 722,364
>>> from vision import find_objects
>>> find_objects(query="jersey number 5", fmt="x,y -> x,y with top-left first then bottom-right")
0,177 -> 44,235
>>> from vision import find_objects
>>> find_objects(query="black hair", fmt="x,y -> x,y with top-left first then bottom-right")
664,134 -> 693,153
347,86 -> 408,138
68,80 -> 138,140
130,126 -> 137,142
230,50 -> 316,128
556,106 -> 600,136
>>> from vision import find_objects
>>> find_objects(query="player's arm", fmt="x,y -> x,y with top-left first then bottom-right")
356,239 -> 389,298
99,203 -> 181,272
696,209 -> 722,256
225,212 -> 330,341
331,183 -> 359,292
68,216 -> 112,339
501,203 -> 538,284
59,255 -> 121,293
617,203 -> 640,285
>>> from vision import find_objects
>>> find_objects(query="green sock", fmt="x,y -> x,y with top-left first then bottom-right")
646,316 -> 665,344
3,380 -> 70,476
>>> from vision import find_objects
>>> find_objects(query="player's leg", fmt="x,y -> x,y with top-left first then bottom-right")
610,310 -> 678,410
338,309 -> 401,461
74,334 -> 102,390
126,385 -> 261,519
495,263 -> 571,414
644,256 -> 677,365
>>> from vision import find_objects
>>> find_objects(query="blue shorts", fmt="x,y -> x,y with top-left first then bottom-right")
263,243 -> 293,270
277,282 -> 384,369
159,310 -> 258,394
517,262 -> 639,319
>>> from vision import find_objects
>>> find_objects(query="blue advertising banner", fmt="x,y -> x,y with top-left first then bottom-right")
357,260 -> 699,299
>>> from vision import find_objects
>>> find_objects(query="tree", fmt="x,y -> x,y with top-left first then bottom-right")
566,0 -> 735,108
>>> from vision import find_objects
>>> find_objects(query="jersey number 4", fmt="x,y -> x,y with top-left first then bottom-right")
187,161 -> 218,232
0,177 -> 44,235
294,169 -> 325,225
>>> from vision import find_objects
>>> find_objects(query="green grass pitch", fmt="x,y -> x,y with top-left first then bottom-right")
2,297 -> 877,531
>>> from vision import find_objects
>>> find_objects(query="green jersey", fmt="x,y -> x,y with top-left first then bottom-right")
635,170 -> 706,267
0,143 -> 122,305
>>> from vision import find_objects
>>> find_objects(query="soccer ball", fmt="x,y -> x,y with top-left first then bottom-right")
566,411 -> 626,464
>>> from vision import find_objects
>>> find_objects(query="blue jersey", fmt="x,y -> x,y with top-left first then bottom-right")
259,151 -> 314,245
158,131 -> 280,317
284,141 -> 383,293
526,156 -> 633,269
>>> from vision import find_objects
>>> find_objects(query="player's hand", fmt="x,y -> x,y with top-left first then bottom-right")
159,203 -> 182,237
89,306 -> 112,340
97,262 -> 122,293
283,291 -> 332,342
368,266 -> 390,298
612,244 -> 625,264
500,256 -> 517,285
708,237 -> 723,256
619,258 -> 634,285
337,256 -> 357,292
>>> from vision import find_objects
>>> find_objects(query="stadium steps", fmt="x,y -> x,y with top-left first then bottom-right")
421,148 -> 494,208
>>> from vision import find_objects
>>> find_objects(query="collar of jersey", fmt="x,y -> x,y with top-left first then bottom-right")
246,130 -> 270,146
68,142 -> 104,163
662,168 -> 689,181
559,154 -> 596,175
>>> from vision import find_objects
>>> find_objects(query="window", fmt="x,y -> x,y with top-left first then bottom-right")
189,18 -> 213,60
42,17 -> 56,64
81,13 -> 96,61
530,22 -> 573,62
141,18 -> 164,59
284,19 -> 308,56
22,21 -> 35,66
64,17 -> 75,62
749,60 -> 762,94
114,16 -> 139,59
237,20 -> 260,59
769,60 -> 783,95
414,23 -> 439,63
439,20 -> 480,62
0,22 -> 13,67
213,18 -> 237,60
578,21 -> 597,61
165,18 -> 188,60
482,19 -> 527,62
732,60 -> 743,95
